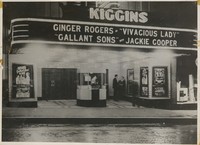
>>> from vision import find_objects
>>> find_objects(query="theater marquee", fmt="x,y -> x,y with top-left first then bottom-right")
11,18 -> 197,50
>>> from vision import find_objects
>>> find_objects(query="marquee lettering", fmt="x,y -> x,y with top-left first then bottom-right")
89,8 -> 148,23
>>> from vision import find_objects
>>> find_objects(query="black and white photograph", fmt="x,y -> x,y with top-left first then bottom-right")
1,1 -> 198,144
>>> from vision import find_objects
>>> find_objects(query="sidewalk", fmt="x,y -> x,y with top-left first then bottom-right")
2,100 -> 197,124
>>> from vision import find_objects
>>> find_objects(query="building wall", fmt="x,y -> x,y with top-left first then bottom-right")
171,57 -> 177,104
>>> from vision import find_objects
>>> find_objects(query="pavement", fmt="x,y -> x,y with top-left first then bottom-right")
2,100 -> 197,124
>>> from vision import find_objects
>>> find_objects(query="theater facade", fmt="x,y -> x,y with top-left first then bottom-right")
2,1 -> 198,109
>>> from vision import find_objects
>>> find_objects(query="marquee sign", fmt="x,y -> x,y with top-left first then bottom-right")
11,18 -> 197,50
89,8 -> 148,23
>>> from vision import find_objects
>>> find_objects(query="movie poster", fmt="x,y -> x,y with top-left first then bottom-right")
152,67 -> 168,97
153,68 -> 165,85
12,64 -> 34,98
140,67 -> 149,97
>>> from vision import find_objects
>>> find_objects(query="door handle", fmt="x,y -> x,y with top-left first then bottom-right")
51,80 -> 55,87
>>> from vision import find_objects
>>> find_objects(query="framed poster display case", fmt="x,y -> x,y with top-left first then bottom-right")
152,67 -> 168,97
12,63 -> 34,99
140,67 -> 149,97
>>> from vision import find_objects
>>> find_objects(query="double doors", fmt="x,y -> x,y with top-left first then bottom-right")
42,68 -> 77,100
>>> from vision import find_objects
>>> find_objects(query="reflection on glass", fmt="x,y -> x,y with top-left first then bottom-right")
78,73 -> 106,89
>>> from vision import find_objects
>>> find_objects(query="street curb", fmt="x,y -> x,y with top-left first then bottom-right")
2,117 -> 197,125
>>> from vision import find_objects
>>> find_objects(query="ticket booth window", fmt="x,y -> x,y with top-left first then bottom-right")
77,71 -> 107,107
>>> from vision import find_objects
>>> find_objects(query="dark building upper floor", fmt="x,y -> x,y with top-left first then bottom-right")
3,1 -> 197,29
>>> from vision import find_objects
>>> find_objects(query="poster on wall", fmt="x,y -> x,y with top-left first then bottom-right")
140,67 -> 149,97
12,64 -> 34,98
152,67 -> 168,97
153,67 -> 165,85
127,69 -> 134,95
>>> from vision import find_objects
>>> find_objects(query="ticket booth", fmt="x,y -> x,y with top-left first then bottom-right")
77,70 -> 107,107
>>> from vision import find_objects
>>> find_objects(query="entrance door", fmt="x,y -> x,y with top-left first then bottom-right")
42,68 -> 77,100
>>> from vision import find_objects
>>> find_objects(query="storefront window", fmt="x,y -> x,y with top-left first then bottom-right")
177,56 -> 197,103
